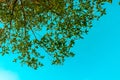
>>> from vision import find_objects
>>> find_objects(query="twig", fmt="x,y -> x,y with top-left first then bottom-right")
29,25 -> 37,40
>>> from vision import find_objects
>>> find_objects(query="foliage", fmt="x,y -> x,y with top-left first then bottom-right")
0,0 -> 113,69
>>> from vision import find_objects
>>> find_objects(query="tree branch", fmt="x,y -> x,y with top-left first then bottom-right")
9,0 -> 17,39
20,0 -> 27,38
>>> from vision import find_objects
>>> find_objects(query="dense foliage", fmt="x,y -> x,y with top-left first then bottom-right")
0,0 -> 112,69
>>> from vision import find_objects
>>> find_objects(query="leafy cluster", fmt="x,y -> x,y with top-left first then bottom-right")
0,0 -> 112,69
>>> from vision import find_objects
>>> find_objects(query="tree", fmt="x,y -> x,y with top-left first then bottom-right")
0,0 -> 114,69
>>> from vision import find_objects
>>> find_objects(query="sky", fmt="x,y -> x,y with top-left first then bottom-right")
0,0 -> 120,80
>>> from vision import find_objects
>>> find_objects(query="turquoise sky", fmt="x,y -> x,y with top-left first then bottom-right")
0,0 -> 120,80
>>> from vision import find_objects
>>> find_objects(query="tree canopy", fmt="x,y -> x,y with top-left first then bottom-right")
0,0 -> 114,69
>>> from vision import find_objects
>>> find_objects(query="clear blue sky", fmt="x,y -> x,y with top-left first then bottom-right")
0,0 -> 120,80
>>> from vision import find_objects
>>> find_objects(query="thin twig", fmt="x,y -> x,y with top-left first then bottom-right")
29,25 -> 37,40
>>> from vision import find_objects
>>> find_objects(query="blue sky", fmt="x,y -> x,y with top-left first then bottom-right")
0,0 -> 120,80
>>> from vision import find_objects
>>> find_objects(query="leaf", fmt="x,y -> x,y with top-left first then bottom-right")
69,52 -> 75,57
